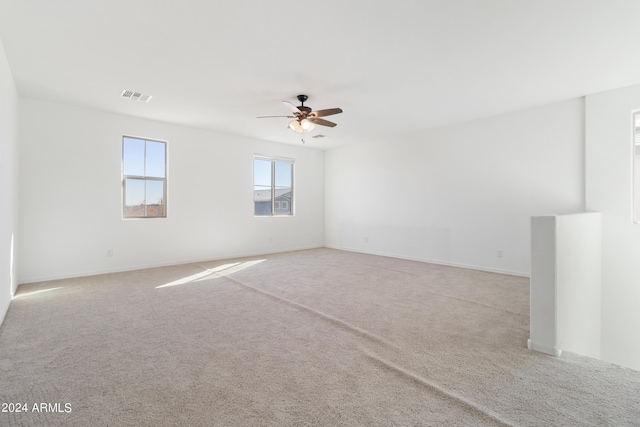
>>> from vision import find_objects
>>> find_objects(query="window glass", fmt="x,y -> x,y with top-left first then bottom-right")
123,136 -> 167,218
274,162 -> 292,215
124,178 -> 145,217
254,156 -> 293,216
254,159 -> 273,216
146,140 -> 166,178
123,137 -> 145,176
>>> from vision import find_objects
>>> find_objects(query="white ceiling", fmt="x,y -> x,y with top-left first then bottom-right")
2,0 -> 640,150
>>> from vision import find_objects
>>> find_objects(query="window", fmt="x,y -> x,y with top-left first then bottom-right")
635,113 -> 640,223
254,156 -> 294,216
122,136 -> 167,218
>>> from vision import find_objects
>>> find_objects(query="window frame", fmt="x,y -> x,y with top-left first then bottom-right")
253,155 -> 295,217
122,135 -> 168,219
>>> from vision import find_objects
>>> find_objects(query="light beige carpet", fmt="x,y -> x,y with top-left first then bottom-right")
1,248 -> 639,426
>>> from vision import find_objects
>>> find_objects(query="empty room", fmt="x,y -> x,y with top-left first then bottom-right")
1,1 -> 640,426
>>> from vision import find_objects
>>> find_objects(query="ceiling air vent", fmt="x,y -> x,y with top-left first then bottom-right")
121,90 -> 152,103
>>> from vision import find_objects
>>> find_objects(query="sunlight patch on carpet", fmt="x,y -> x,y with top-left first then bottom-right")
12,287 -> 63,300
156,259 -> 266,289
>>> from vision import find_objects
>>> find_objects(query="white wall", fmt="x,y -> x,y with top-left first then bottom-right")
586,85 -> 640,371
0,37 -> 19,324
529,216 -> 558,355
529,213 -> 601,359
18,98 -> 325,283
325,99 -> 585,276
555,213 -> 602,358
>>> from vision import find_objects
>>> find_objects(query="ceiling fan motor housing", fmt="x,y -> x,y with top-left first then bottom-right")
296,95 -> 311,113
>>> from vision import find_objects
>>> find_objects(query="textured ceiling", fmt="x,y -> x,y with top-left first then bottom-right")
2,0 -> 640,150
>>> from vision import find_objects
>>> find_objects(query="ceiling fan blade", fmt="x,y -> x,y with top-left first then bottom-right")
257,115 -> 296,118
309,117 -> 337,127
311,108 -> 343,118
282,101 -> 301,114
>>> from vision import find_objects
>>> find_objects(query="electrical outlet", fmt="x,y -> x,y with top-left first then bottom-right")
497,249 -> 503,258
364,237 -> 369,243
107,249 -> 113,257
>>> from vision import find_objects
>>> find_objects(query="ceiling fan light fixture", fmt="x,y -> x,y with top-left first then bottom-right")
289,120 -> 303,133
301,119 -> 315,132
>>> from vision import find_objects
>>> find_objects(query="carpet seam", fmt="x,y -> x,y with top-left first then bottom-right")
361,348 -> 515,427
222,275 -> 399,351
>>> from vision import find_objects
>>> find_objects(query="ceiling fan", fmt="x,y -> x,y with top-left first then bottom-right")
258,95 -> 343,134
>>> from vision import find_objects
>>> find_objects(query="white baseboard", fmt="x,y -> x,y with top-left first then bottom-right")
325,245 -> 530,278
19,244 -> 529,285
17,245 -> 325,285
527,339 -> 562,357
